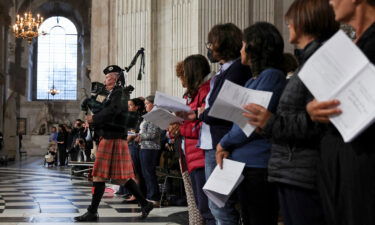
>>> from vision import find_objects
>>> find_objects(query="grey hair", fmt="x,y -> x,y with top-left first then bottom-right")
145,95 -> 155,104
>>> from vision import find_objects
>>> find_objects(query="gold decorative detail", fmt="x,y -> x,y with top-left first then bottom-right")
12,12 -> 44,44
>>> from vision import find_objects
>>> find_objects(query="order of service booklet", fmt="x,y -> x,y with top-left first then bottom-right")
203,158 -> 245,208
142,107 -> 184,130
154,91 -> 191,112
208,80 -> 273,137
299,30 -> 375,142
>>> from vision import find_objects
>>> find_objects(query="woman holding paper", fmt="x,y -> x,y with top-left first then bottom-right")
305,0 -> 375,224
138,95 -> 163,205
215,22 -> 286,225
120,98 -> 146,202
171,55 -> 215,225
242,0 -> 339,224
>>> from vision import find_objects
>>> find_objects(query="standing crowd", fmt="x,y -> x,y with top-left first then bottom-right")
71,0 -> 375,224
47,119 -> 92,167
169,0 -> 375,224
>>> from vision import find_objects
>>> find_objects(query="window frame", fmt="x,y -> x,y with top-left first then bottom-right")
35,16 -> 78,101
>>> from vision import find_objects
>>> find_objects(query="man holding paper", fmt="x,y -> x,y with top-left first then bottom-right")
305,0 -> 375,224
198,23 -> 252,225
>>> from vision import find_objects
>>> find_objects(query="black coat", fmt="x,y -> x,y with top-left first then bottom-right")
92,86 -> 128,139
57,131 -> 67,149
319,23 -> 375,225
265,41 -> 323,190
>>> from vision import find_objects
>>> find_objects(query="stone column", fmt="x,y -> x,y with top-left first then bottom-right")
2,3 -> 18,160
116,0 -> 153,98
198,0 -> 252,75
0,20 -> 5,131
92,0 -> 294,96
153,0 -> 200,97
153,0 -> 253,96
276,0 -> 295,53
252,0 -> 294,52
0,2 -> 10,132
115,0 -> 253,97
90,0 -> 118,82
252,0 -> 275,22
3,92 -> 18,159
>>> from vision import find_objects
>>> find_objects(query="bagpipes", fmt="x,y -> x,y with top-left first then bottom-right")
125,47 -> 145,81
81,47 -> 146,131
81,47 -> 145,115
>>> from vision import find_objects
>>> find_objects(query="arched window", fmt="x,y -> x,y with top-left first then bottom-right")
36,16 -> 77,100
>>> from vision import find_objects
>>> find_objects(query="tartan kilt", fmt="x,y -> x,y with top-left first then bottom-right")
92,138 -> 135,180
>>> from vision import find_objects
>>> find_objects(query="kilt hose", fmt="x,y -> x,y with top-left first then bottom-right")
92,138 -> 135,180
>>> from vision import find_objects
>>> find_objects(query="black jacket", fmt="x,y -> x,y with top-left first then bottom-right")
93,86 -> 128,139
57,131 -> 67,148
199,58 -> 252,148
318,23 -> 375,225
321,23 -> 375,154
330,22 -> 375,148
265,41 -> 323,189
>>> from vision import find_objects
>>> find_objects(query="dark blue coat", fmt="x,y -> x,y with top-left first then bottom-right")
199,58 -> 252,148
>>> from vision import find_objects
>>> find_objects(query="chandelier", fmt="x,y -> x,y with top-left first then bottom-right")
48,69 -> 59,96
48,85 -> 60,96
12,12 -> 43,44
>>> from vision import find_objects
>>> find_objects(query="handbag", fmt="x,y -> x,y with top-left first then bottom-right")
45,153 -> 54,163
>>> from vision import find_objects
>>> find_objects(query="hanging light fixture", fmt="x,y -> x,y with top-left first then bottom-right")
48,85 -> 59,96
48,67 -> 60,96
12,0 -> 44,44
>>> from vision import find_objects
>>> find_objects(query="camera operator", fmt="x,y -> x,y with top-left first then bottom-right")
74,65 -> 153,222
73,138 -> 87,162
69,119 -> 85,161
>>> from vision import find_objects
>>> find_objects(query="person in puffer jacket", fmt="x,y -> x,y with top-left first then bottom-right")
243,1 -> 339,224
171,55 -> 215,225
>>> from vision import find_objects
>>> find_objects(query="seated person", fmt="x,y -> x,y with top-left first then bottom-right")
45,142 -> 57,166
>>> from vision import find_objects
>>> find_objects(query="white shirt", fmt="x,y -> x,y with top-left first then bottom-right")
199,60 -> 235,150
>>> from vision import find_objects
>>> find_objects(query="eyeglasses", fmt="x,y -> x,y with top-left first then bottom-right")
205,42 -> 212,49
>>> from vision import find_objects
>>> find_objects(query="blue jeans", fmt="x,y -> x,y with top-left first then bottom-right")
129,143 -> 142,177
129,142 -> 146,195
140,148 -> 160,201
204,149 -> 239,225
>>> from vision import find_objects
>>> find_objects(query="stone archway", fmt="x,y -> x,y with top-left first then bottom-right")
2,0 -> 91,158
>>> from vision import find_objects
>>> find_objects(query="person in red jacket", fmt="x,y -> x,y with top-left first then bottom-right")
171,54 -> 215,225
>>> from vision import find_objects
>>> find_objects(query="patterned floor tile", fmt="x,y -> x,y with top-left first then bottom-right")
0,157 -> 188,224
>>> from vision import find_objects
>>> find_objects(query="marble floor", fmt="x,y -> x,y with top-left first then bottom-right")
0,157 -> 188,225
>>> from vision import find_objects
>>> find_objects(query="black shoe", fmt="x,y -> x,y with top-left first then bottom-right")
140,201 -> 154,219
74,211 -> 99,222
121,193 -> 132,199
121,195 -> 137,204
122,199 -> 137,204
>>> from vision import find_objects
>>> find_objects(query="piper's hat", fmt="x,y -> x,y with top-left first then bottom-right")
103,65 -> 124,75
